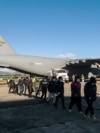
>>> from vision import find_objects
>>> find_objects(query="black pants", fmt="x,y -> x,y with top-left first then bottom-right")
55,93 -> 65,109
14,84 -> 18,94
69,96 -> 82,112
28,87 -> 33,96
9,86 -> 14,93
41,87 -> 47,99
85,99 -> 94,115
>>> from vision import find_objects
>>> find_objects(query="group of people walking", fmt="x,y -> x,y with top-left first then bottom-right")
41,75 -> 97,122
8,75 -> 97,122
8,76 -> 34,96
69,75 -> 97,122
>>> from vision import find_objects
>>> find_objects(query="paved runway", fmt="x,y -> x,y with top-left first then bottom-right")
0,82 -> 100,133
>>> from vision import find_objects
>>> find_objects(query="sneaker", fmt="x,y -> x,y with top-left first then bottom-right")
93,115 -> 97,122
68,109 -> 72,113
79,111 -> 83,115
83,114 -> 90,119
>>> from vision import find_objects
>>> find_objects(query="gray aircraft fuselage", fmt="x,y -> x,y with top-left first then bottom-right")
0,54 -> 66,76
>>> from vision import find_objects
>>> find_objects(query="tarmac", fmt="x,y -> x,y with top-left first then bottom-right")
0,81 -> 100,133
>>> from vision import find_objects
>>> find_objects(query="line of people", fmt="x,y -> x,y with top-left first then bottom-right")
8,76 -> 34,96
8,75 -> 97,122
39,75 -> 97,122
34,76 -> 66,110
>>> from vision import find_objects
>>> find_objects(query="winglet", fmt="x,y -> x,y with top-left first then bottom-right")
0,36 -> 16,54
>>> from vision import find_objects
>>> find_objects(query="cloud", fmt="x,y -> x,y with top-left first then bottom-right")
57,53 -> 76,59
89,56 -> 96,59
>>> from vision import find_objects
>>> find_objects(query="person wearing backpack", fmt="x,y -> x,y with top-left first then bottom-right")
84,76 -> 97,122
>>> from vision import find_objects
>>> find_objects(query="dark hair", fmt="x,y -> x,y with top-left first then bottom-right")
52,76 -> 56,79
89,77 -> 96,83
58,76 -> 62,80
74,75 -> 80,82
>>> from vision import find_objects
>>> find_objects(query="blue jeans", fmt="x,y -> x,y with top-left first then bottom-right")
19,85 -> 24,94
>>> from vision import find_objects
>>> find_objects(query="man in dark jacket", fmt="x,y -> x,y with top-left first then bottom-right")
40,76 -> 48,100
8,78 -> 15,93
28,77 -> 33,97
84,76 -> 97,122
68,75 -> 83,114
54,76 -> 66,110
47,76 -> 57,104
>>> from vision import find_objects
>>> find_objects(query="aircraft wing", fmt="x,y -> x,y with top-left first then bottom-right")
65,58 -> 100,67
64,58 -> 100,79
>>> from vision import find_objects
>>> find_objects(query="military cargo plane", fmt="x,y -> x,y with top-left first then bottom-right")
0,36 -> 100,79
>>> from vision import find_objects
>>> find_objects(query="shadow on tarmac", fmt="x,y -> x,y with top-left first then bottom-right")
0,91 -> 100,133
